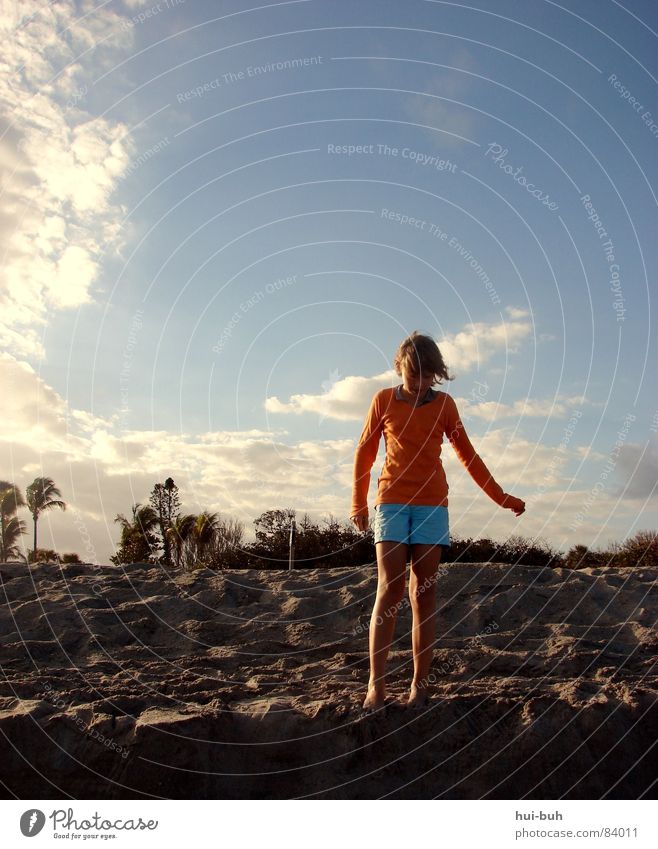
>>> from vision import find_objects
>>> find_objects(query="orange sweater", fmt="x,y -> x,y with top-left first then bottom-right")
351,386 -> 508,516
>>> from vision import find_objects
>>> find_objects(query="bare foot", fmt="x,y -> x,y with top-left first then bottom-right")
406,683 -> 430,709
362,685 -> 386,711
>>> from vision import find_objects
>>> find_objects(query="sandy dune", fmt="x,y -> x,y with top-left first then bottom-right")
0,559 -> 655,799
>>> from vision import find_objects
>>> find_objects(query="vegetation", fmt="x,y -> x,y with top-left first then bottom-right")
61,552 -> 82,563
111,503 -> 160,565
238,518 -> 658,572
165,511 -> 246,570
111,480 -> 246,569
561,530 -> 658,570
0,481 -> 27,561
149,477 -> 180,566
444,533 -> 561,568
1,477 -> 67,562
245,508 -> 376,569
28,548 -> 60,563
25,477 -> 66,555
166,513 -> 197,569
1,474 -> 657,572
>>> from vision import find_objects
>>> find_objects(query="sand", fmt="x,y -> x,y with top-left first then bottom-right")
0,559 -> 655,799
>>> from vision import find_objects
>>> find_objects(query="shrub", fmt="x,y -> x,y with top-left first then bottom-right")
564,544 -> 596,570
617,529 -> 658,569
563,532 -> 658,570
447,534 -> 562,567
28,548 -> 59,563
61,552 -> 81,564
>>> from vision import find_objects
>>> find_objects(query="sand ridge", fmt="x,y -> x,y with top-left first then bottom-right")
0,560 -> 655,798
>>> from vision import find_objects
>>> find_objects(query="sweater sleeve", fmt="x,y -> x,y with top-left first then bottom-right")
351,392 -> 384,517
445,395 -> 507,506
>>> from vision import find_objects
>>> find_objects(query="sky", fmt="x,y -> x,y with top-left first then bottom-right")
1,0 -> 656,563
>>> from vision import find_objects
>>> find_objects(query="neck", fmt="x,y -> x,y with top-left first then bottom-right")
400,385 -> 427,402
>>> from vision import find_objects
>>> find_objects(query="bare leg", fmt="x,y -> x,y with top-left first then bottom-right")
362,540 -> 408,709
407,543 -> 442,707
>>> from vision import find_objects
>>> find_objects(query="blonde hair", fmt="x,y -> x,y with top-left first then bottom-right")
394,331 -> 454,385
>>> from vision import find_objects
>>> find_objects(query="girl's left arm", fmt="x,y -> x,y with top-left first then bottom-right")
445,395 -> 522,511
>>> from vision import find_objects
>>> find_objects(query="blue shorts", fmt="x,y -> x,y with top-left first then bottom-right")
373,503 -> 451,546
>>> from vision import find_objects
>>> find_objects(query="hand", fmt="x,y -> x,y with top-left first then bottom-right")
350,513 -> 369,532
502,494 -> 525,516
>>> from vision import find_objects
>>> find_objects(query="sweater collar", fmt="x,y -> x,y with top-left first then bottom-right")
394,384 -> 438,406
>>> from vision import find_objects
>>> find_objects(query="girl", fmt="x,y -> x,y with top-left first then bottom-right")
350,331 -> 525,711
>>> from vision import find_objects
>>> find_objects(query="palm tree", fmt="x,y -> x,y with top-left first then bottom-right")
166,513 -> 197,569
25,477 -> 66,559
0,482 -> 27,561
193,511 -> 221,565
3,516 -> 28,561
112,503 -> 161,565
117,503 -> 159,552
114,503 -> 159,536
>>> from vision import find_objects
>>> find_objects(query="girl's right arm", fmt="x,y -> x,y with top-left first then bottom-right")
350,392 -> 384,525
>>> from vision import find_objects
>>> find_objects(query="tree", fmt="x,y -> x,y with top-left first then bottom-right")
166,513 -> 197,569
149,478 -> 180,566
618,529 -> 658,569
293,514 -> 323,566
207,515 -> 245,570
25,477 -> 66,557
499,534 -> 561,567
246,509 -> 374,570
28,548 -> 59,563
0,482 -> 27,561
192,511 -> 221,566
321,513 -> 343,551
252,508 -> 296,565
111,503 -> 160,565
1,516 -> 28,562
305,513 -> 354,568
564,544 -> 590,570
165,511 -> 246,570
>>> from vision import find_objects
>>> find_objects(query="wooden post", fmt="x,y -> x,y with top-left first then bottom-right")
288,518 -> 296,571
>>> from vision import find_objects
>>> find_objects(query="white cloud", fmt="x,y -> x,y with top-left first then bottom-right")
266,372 -> 396,421
0,354 -> 357,561
505,306 -> 529,320
574,445 -> 606,462
458,394 -> 587,422
401,47 -> 480,146
439,307 -> 532,373
0,1 -> 135,359
1,352 -> 647,562
0,353 -> 89,456
266,310 -> 533,421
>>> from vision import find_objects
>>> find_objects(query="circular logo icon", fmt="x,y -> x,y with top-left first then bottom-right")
20,809 -> 46,837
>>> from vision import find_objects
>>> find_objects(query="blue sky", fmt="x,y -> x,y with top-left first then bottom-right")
1,0 -> 656,562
